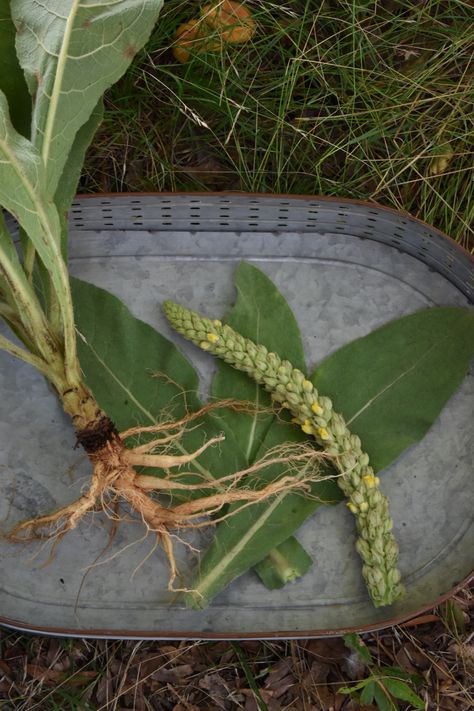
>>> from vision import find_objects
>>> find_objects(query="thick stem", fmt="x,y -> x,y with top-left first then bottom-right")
59,382 -> 118,452
0,215 -> 61,364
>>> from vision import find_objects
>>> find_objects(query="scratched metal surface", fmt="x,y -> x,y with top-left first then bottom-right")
0,194 -> 472,639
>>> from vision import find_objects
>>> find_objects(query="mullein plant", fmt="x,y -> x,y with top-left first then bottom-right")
0,0 -> 197,570
163,301 -> 404,607
0,1 -> 322,587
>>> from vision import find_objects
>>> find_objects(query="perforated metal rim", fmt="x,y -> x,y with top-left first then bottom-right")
69,192 -> 473,302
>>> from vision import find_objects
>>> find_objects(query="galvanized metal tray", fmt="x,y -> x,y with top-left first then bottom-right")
0,193 -> 472,639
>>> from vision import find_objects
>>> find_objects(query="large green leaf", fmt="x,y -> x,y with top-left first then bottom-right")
0,91 -> 76,368
241,534 -> 313,590
71,277 -> 245,493
212,262 -> 306,459
72,277 -> 200,429
185,448 -> 339,609
0,1 -> 30,136
185,263 -> 342,607
11,0 -> 164,198
54,99 -> 104,252
212,261 -> 316,587
311,307 -> 474,472
185,267 -> 474,607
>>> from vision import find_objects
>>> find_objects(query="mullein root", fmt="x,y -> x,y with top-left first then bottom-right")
7,403 -> 330,589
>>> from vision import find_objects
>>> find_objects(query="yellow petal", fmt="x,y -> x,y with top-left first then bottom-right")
311,401 -> 323,415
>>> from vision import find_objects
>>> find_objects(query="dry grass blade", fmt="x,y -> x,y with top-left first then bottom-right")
1,588 -> 471,709
82,0 -> 473,247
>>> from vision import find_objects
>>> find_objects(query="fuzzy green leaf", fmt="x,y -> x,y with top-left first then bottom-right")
212,262 -> 319,587
212,261 -> 306,460
0,1 -> 30,136
185,263 -> 342,607
184,267 -> 474,607
71,277 -> 200,429
11,0 -> 164,198
253,537 -> 313,589
0,91 -> 76,370
54,99 -> 104,251
71,277 -> 245,492
311,307 -> 474,473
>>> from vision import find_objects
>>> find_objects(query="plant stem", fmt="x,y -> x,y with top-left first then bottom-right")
0,215 -> 60,363
0,333 -> 53,376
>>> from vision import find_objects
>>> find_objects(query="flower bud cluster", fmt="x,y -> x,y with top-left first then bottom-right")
163,300 -> 404,607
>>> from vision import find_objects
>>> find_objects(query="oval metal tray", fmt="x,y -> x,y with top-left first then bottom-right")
0,193 -> 473,639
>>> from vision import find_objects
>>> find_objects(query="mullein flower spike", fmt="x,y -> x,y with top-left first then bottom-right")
163,300 -> 404,607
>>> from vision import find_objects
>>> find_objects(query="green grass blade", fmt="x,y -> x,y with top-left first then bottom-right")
87,1 -> 473,246
231,643 -> 269,711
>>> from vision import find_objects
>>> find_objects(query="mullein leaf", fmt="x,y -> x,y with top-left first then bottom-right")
71,277 -> 245,497
211,262 -> 318,587
0,1 -> 30,136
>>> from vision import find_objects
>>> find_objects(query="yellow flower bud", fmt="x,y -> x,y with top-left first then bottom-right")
200,341 -> 211,350
363,474 -> 378,488
303,379 -> 314,392
347,502 -> 358,514
301,420 -> 313,435
311,401 -> 323,415
207,333 -> 219,343
359,502 -> 369,512
317,427 -> 330,440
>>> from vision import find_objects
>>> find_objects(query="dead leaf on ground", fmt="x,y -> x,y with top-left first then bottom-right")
198,672 -> 230,708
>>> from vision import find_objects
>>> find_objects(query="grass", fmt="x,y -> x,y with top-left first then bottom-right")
1,588 -> 473,709
81,0 -> 473,248
1,2 -> 473,708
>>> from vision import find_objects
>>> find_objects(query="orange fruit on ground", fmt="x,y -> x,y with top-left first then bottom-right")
173,20 -> 209,63
201,1 -> 256,44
